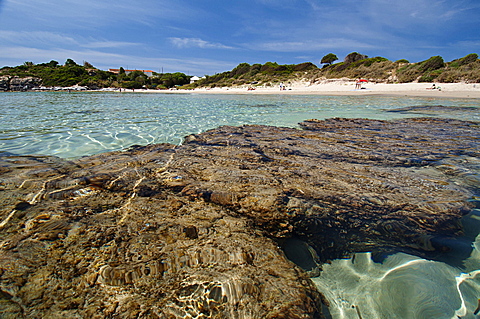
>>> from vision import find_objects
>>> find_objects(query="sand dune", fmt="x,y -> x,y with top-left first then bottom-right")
172,81 -> 480,98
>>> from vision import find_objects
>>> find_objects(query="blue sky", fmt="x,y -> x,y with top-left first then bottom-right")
0,0 -> 479,76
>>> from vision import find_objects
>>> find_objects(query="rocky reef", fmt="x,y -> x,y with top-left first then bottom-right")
0,118 -> 478,318
0,76 -> 42,91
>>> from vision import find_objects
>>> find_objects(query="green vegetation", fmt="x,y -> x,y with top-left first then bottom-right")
0,59 -> 191,89
186,61 -> 318,89
191,52 -> 479,88
318,56 -> 392,80
321,53 -> 338,66
317,53 -> 479,84
1,53 -> 479,91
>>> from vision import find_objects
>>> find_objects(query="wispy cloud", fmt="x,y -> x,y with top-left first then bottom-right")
0,44 -> 235,75
82,41 -> 141,49
169,37 -> 234,50
1,0 -> 478,74
247,37 -> 377,53
3,0 -> 196,30
0,31 -> 78,46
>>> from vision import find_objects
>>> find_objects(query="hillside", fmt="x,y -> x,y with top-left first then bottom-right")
0,59 -> 190,91
1,53 -> 479,91
189,52 -> 480,89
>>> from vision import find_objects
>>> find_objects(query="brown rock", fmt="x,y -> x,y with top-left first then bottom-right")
0,118 -> 478,318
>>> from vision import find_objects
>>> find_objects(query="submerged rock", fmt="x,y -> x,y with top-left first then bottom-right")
386,104 -> 479,115
0,118 -> 478,318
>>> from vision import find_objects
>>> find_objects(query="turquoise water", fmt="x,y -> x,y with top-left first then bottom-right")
314,207 -> 480,319
1,91 -> 479,318
1,91 -> 479,158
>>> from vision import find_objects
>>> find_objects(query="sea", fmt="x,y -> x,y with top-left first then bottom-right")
1,91 -> 479,319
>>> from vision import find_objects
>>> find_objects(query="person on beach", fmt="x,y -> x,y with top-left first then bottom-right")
426,83 -> 441,91
355,79 -> 361,90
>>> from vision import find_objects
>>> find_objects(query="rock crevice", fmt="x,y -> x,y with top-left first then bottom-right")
0,118 -> 478,318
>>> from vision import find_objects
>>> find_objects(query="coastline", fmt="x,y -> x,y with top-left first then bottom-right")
139,81 -> 480,99
4,81 -> 480,99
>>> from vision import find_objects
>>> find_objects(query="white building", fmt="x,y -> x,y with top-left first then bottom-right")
190,76 -> 201,84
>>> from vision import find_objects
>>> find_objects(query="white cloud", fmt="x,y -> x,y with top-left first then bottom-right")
2,0 -> 196,30
0,45 -> 234,75
82,41 -> 141,49
0,31 -> 144,51
357,0 -> 475,30
169,37 -> 234,50
249,38 -> 376,52
1,0 -> 478,74
0,31 -> 78,46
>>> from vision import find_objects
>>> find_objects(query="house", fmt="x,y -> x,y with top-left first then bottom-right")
108,69 -> 154,77
190,76 -> 201,84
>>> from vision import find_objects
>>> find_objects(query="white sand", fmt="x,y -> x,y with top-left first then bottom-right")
143,80 -> 480,99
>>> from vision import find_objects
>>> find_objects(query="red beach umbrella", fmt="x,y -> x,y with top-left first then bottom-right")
359,79 -> 368,82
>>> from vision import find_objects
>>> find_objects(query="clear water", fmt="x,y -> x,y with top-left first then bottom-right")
1,91 -> 479,159
314,207 -> 480,319
1,91 -> 479,318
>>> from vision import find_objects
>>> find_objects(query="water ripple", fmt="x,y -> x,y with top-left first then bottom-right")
1,92 -> 478,159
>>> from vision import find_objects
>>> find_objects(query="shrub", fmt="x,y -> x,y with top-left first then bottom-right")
436,70 -> 459,83
419,56 -> 444,72
122,81 -> 143,89
344,52 -> 368,64
260,62 -> 279,73
458,53 -> 478,66
361,57 -> 389,67
231,63 -> 251,78
418,74 -> 435,82
397,65 -> 421,83
293,62 -> 318,71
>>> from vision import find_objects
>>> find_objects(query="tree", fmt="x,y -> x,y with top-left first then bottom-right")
83,61 -> 94,68
48,60 -> 59,68
65,58 -> 78,66
321,53 -> 338,66
344,52 -> 368,64
135,75 -> 146,85
122,81 -> 143,89
127,70 -> 146,82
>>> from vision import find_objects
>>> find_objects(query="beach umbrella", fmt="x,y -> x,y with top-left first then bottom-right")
359,79 -> 368,82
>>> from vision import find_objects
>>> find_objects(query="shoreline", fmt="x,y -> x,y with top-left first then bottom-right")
143,81 -> 480,99
6,81 -> 480,99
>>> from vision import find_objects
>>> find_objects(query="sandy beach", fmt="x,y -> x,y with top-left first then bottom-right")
142,81 -> 480,99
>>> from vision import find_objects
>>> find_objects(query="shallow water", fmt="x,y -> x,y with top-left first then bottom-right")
1,91 -> 479,318
313,207 -> 480,319
1,91 -> 479,158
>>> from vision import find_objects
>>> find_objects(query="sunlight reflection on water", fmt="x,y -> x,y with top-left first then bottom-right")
313,207 -> 480,319
1,91 -> 478,159
1,91 -> 479,318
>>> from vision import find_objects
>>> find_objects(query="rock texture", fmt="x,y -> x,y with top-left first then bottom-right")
0,76 -> 42,91
0,117 -> 478,318
0,76 -> 10,91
